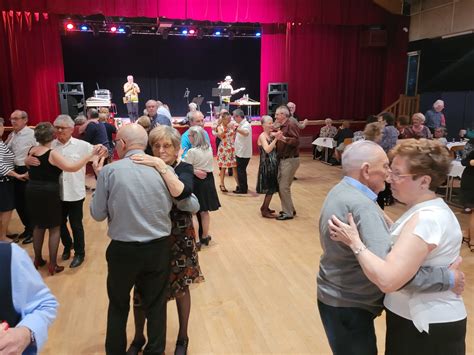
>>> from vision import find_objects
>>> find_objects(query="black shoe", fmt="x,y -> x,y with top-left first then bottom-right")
175,337 -> 189,355
22,235 -> 33,244
62,249 -> 71,261
293,177 -> 298,180
18,231 -> 30,239
279,210 -> 296,216
233,190 -> 247,194
126,339 -> 146,355
6,233 -> 18,240
70,255 -> 84,268
276,214 -> 293,221
200,236 -> 212,246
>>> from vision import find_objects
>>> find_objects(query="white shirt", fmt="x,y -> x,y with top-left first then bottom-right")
6,126 -> 36,166
183,146 -> 214,172
52,138 -> 93,202
234,120 -> 252,158
384,198 -> 467,333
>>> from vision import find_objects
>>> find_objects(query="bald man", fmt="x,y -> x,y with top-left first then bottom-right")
90,124 -> 173,355
317,140 -> 462,355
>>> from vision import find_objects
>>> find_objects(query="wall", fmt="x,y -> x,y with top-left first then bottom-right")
410,0 -> 474,41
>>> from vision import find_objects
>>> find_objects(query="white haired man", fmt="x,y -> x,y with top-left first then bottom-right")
425,99 -> 446,134
317,140 -> 464,355
123,75 -> 140,122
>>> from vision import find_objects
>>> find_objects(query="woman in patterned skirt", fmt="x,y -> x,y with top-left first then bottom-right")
256,116 -> 280,218
216,111 -> 239,192
129,126 -> 204,355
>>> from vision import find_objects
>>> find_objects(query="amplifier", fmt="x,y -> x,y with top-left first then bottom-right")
94,89 -> 112,100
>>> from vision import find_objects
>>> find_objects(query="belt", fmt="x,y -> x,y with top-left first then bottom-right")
111,235 -> 170,246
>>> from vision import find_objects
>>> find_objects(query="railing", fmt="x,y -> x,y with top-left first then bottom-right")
380,94 -> 420,118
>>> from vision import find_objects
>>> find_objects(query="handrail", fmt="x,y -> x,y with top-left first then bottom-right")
380,94 -> 420,118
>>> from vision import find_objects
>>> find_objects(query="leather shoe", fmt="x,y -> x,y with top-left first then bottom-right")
70,255 -> 84,268
276,214 -> 293,221
22,235 -> 33,244
279,210 -> 297,216
6,233 -> 18,240
62,249 -> 71,261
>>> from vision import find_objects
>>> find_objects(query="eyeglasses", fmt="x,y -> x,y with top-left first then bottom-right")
153,143 -> 174,150
114,138 -> 124,145
387,169 -> 416,182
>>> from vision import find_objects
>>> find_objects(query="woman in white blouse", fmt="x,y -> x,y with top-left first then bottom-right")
183,126 -> 220,246
329,138 -> 466,355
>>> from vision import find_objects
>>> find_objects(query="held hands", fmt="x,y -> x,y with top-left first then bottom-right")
449,256 -> 465,296
15,172 -> 29,182
328,213 -> 361,247
93,144 -> 108,158
0,323 -> 31,355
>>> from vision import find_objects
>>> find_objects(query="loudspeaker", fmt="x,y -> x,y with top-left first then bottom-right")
58,82 -> 85,118
267,82 -> 288,115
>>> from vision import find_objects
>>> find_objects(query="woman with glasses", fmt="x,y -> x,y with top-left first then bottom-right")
129,125 -> 204,355
329,138 -> 466,355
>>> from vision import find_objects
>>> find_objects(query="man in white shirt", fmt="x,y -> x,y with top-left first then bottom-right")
6,110 -> 36,244
233,109 -> 252,194
26,115 -> 106,268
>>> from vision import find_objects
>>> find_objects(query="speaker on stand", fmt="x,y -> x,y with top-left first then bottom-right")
58,82 -> 85,118
267,82 -> 288,116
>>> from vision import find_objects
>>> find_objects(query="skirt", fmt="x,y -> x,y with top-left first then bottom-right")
26,180 -> 62,228
0,179 -> 14,212
194,172 -> 221,212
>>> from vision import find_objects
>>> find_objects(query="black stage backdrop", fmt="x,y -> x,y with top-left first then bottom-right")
61,33 -> 261,117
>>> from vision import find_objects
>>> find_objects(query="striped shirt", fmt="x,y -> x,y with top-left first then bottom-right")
0,142 -> 15,177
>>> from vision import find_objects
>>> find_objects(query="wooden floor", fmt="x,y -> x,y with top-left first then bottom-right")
9,153 -> 473,354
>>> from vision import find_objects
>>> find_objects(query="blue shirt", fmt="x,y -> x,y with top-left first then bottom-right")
11,244 -> 58,354
424,109 -> 443,129
342,176 -> 377,202
181,128 -> 211,158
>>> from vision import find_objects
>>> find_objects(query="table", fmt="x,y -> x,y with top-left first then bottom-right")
445,160 -> 466,203
446,141 -> 467,150
312,137 -> 336,163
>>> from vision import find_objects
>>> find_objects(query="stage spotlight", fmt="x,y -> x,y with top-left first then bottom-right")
189,29 -> 195,35
214,31 -> 221,36
80,24 -> 89,31
66,22 -> 74,31
117,27 -> 125,33
256,32 -> 261,37
110,26 -> 117,33
182,29 -> 188,35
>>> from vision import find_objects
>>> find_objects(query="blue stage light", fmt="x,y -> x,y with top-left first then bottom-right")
118,27 -> 125,33
215,31 -> 221,36
182,29 -> 188,35
80,25 -> 89,31
256,32 -> 261,37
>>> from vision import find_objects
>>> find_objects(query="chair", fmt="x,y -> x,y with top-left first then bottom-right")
449,145 -> 464,160
343,137 -> 353,147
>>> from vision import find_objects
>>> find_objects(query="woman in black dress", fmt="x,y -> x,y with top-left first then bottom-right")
129,125 -> 204,355
27,122 -> 99,275
461,139 -> 474,251
256,115 -> 280,218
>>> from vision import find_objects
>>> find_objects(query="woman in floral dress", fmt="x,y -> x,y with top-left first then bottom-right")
216,111 -> 239,192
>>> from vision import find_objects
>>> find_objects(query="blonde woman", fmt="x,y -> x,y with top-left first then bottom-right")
216,111 -> 238,192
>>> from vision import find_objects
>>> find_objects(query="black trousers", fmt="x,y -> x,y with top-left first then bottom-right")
105,238 -> 171,355
317,300 -> 378,355
13,166 -> 31,235
60,199 -> 85,256
236,156 -> 250,193
385,309 -> 466,355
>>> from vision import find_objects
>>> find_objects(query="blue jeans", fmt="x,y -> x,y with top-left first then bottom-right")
317,299 -> 378,355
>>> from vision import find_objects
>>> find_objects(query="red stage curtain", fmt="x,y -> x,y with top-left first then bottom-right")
260,21 -> 408,120
0,11 -> 64,124
1,0 -> 391,25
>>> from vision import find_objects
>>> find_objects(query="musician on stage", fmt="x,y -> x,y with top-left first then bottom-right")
218,75 -> 245,110
123,75 -> 140,122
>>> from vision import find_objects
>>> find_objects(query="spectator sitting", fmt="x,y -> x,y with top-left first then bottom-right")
379,112 -> 399,153
315,118 -> 338,160
363,122 -> 383,144
353,115 -> 378,142
396,115 -> 410,139
434,127 -> 448,146
331,120 -> 354,166
404,113 -> 432,139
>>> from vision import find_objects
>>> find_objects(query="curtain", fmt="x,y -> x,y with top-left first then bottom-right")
1,0 -> 391,25
0,11 -> 64,124
261,21 -> 407,120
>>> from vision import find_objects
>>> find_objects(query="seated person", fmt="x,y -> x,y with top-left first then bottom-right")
314,118 -> 337,160
353,115 -> 378,142
330,120 -> 353,165
434,127 -> 448,145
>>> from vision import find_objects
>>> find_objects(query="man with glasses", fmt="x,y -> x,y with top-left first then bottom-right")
5,110 -> 36,244
316,140 -> 464,355
26,115 -> 107,268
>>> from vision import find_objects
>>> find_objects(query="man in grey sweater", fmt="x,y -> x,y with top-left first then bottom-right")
317,140 -> 463,355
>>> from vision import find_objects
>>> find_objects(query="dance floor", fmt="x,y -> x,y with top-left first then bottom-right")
9,153 -> 473,354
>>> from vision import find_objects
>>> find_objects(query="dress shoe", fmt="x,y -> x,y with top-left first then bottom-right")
276,214 -> 293,221
34,258 -> 47,269
200,235 -> 212,246
279,210 -> 297,216
175,337 -> 189,355
18,231 -> 29,239
233,190 -> 247,194
126,339 -> 146,355
22,235 -> 33,244
6,233 -> 18,240
48,263 -> 65,275
62,249 -> 71,260
70,255 -> 84,268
